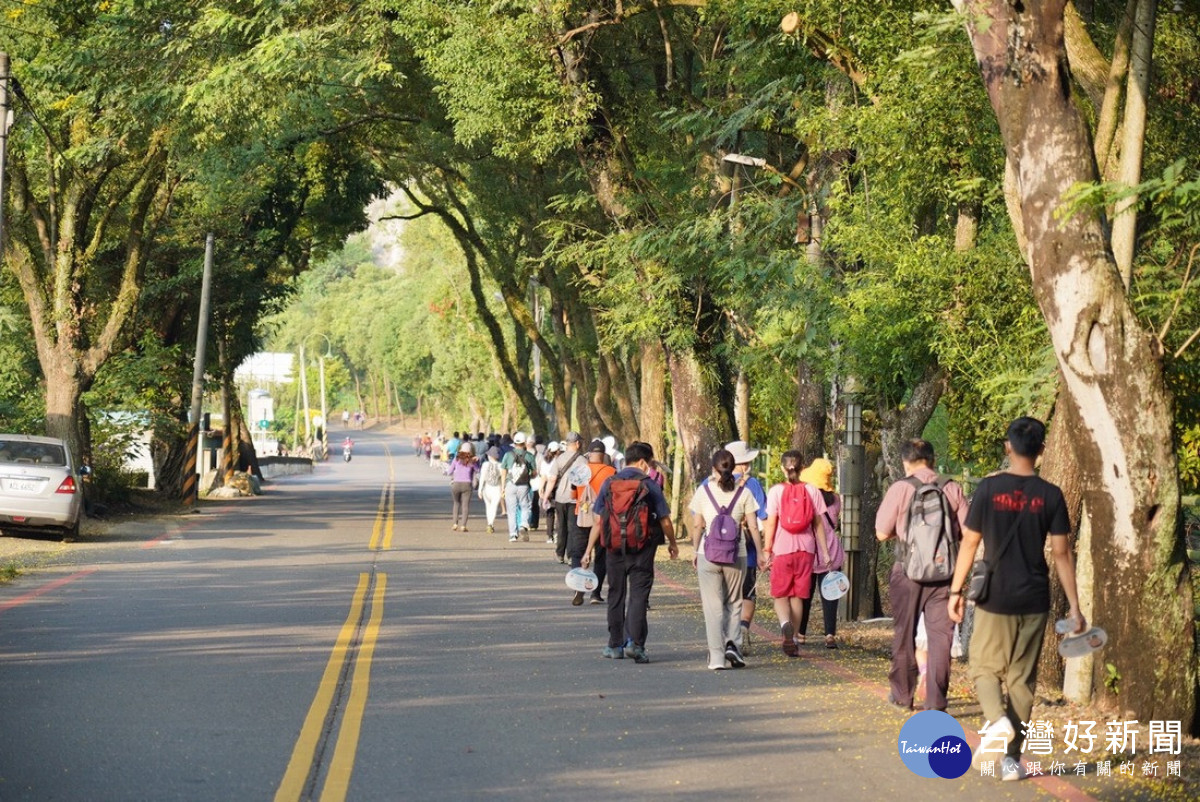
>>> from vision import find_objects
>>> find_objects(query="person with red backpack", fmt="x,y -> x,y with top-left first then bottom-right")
762,450 -> 831,658
581,441 -> 679,663
690,448 -> 764,670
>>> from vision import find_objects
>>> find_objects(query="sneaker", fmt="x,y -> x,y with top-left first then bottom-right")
603,645 -> 624,659
1000,756 -> 1027,782
973,718 -> 1016,769
725,640 -> 746,668
590,593 -> 604,605
886,692 -> 912,712
521,527 -> 530,542
627,644 -> 649,664
460,527 -> 468,533
451,524 -> 459,531
509,534 -> 519,542
708,660 -> 729,670
572,591 -> 585,606
780,622 -> 798,657
487,524 -> 494,534
545,536 -> 555,544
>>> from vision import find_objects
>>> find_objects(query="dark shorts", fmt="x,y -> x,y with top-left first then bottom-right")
742,566 -> 758,601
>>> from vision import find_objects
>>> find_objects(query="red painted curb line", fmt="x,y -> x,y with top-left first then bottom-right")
0,568 -> 98,616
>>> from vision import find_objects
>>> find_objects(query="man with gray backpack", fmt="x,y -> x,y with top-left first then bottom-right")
876,439 -> 968,712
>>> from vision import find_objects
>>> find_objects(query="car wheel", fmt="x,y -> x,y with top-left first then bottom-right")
62,521 -> 79,541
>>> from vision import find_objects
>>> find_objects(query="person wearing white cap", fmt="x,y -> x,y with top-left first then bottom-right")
500,432 -> 537,542
544,432 -> 586,564
719,441 -> 769,651
537,441 -> 563,545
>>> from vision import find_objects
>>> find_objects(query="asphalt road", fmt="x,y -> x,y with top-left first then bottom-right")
0,431 -> 1054,801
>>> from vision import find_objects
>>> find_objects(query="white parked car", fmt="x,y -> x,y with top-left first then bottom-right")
0,435 -> 90,539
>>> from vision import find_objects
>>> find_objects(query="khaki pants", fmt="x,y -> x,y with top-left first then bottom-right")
968,608 -> 1048,758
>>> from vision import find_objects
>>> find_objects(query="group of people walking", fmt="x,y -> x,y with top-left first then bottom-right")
418,416 -> 1084,782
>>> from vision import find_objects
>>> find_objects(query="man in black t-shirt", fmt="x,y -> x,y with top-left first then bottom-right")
948,417 -> 1087,782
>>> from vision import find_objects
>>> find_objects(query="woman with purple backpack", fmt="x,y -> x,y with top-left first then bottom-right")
689,449 -> 763,670
762,450 -> 831,657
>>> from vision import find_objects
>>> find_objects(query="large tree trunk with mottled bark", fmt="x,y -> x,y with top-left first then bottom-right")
957,0 -> 1194,726
638,341 -> 668,460
666,348 -> 734,495
878,367 -> 946,482
790,361 -> 826,457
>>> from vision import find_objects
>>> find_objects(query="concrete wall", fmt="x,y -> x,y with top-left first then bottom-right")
259,457 -> 314,479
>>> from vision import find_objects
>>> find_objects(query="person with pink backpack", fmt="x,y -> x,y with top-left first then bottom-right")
762,450 -> 831,658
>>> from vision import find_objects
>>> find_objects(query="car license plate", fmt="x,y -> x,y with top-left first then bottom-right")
5,479 -> 43,493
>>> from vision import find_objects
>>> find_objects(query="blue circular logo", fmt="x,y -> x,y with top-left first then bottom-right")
896,710 -> 971,779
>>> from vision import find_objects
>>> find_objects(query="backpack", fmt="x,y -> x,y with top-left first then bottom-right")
702,484 -> 745,565
778,482 -> 815,534
577,481 -> 598,528
482,461 -> 502,486
900,476 -> 959,583
600,478 -> 654,553
508,452 -> 532,485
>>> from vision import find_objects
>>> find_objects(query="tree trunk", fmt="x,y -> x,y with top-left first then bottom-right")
734,369 -> 750,443
602,353 -> 640,445
877,367 -> 946,482
151,418 -> 189,499
790,361 -> 826,457
219,340 -> 235,487
957,0 -> 1195,726
43,356 -> 87,466
1110,0 -> 1157,288
638,341 -> 668,460
666,347 -> 734,487
353,372 -> 366,418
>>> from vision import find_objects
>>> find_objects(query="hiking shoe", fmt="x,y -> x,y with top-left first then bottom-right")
973,718 -> 1015,768
602,645 -> 624,659
590,593 -> 604,604
572,591 -> 585,606
1000,756 -> 1027,781
725,640 -> 746,668
780,622 -> 798,657
627,644 -> 649,664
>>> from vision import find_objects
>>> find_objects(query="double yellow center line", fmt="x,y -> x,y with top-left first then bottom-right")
276,449 -> 396,802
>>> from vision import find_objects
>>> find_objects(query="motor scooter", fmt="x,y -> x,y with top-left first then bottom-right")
343,444 -> 353,462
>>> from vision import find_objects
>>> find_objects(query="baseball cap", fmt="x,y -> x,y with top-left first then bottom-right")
459,441 -> 474,454
547,441 -> 561,452
588,439 -> 606,454
487,446 -> 500,459
564,431 -> 582,444
513,432 -> 527,445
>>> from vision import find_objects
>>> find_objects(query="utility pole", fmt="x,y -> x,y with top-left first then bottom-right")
0,53 -> 11,251
183,234 -> 215,507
